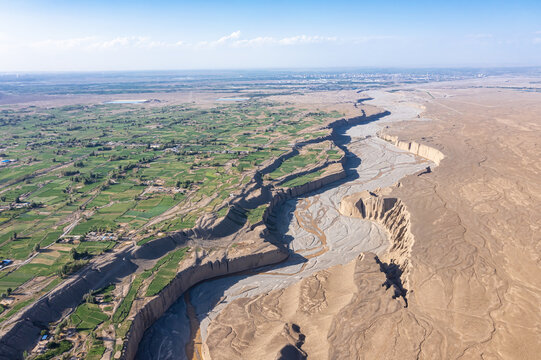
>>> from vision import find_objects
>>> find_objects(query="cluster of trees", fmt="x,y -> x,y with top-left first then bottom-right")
62,169 -> 79,177
0,287 -> 13,299
58,260 -> 88,277
115,156 -> 154,173
85,142 -> 103,148
176,180 -> 194,189
33,339 -> 73,360
70,172 -> 100,185
86,223 -> 118,234
70,248 -> 90,260
109,154 -> 128,161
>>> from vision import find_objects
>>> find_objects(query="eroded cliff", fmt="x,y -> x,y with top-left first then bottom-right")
339,190 -> 413,300
378,131 -> 445,165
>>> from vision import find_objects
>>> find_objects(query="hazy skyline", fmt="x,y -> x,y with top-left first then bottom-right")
1,0 -> 540,71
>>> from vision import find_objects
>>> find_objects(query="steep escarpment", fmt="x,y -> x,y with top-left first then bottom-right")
378,131 -> 445,165
339,190 -> 413,301
332,87 -> 541,359
122,238 -> 287,360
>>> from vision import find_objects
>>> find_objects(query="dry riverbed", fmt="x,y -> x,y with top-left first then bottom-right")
137,90 -> 433,359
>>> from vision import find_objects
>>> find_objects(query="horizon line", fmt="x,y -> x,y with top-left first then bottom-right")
1,65 -> 541,75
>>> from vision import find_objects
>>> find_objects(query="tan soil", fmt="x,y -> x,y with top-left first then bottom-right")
203,83 -> 541,359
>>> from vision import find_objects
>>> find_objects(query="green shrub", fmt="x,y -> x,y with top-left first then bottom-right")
34,340 -> 72,360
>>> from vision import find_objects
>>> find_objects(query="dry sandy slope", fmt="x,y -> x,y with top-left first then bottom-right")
379,87 -> 541,359
204,85 -> 541,359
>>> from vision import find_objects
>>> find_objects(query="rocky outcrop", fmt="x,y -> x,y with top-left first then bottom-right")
378,132 -> 445,165
339,191 -> 413,298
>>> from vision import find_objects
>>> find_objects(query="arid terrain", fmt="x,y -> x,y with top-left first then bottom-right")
149,82 -> 541,360
0,71 -> 540,360
3,0 -> 541,357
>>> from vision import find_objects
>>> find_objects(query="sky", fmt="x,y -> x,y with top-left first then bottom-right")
0,0 -> 540,71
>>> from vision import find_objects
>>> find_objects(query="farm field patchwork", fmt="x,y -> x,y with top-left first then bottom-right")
0,94 -> 345,358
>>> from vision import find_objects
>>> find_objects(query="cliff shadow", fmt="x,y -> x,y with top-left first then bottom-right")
375,255 -> 408,308
136,249 -> 308,358
137,200 -> 309,358
309,111 -> 390,192
277,345 -> 307,360
132,233 -> 188,261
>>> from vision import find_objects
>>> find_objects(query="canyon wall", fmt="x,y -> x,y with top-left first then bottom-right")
121,243 -> 288,359
123,165 -> 347,359
123,112 -> 393,358
339,191 -> 413,295
378,132 -> 445,165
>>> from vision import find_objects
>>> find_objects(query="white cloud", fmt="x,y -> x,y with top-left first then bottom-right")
533,38 -> 541,44
231,34 -> 338,48
24,31 -> 392,52
278,35 -> 338,45
216,30 -> 241,44
91,36 -> 172,49
30,36 -> 186,50
197,30 -> 241,47
233,36 -> 275,47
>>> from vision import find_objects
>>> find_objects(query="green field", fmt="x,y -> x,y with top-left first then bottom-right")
146,247 -> 189,296
0,91 -> 345,357
70,303 -> 109,332
268,153 -> 319,180
246,204 -> 268,225
112,276 -> 144,324
281,170 -> 325,188
267,143 -> 338,181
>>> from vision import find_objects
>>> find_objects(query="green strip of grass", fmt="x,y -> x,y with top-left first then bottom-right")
246,204 -> 267,225
146,247 -> 189,297
112,276 -> 144,324
86,339 -> 106,360
281,170 -> 324,188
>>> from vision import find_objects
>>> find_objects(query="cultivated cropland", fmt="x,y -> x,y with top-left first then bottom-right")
0,69 -> 539,360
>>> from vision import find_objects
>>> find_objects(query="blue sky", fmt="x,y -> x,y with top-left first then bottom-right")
1,0 -> 540,71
